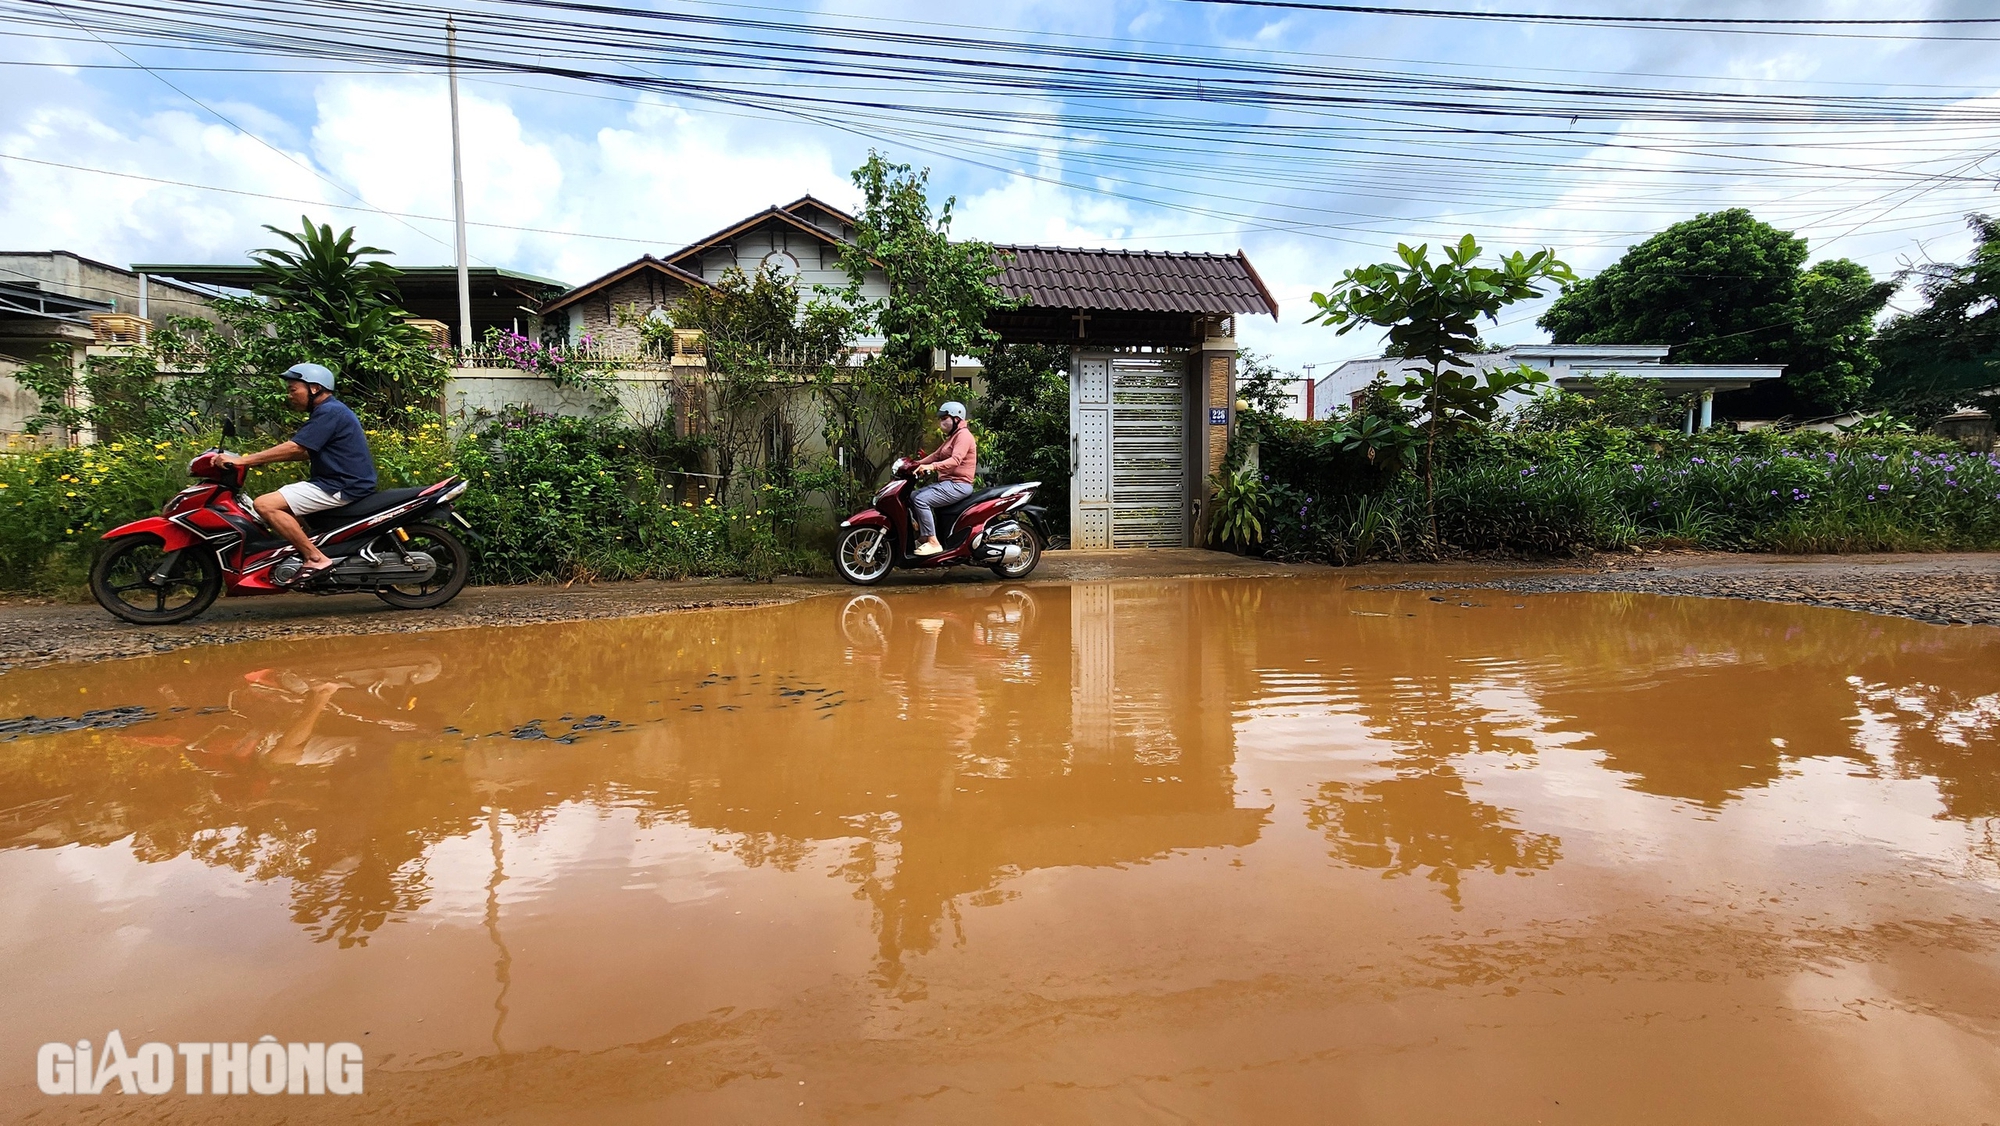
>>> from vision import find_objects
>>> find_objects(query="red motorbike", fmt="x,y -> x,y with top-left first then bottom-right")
834,458 -> 1048,585
89,450 -> 475,624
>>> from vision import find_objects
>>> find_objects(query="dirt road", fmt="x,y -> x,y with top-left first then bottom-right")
3,548 -> 1995,670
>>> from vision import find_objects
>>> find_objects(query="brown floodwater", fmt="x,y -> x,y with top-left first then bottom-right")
3,577 -> 1999,1123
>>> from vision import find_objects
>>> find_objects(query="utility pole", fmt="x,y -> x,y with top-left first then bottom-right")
448,15 -> 472,352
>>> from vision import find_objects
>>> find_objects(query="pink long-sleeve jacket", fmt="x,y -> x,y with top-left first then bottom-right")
916,426 -> 978,483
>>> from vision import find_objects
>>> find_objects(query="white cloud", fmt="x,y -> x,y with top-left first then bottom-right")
0,103 -> 343,264
0,68 -> 862,288
8,2 -> 2000,394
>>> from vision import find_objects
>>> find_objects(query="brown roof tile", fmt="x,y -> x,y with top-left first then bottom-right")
991,246 -> 1277,318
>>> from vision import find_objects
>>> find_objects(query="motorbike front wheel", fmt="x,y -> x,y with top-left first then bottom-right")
836,526 -> 893,585
375,522 -> 471,610
90,535 -> 223,624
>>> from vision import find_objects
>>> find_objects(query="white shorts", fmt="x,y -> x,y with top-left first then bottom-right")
276,480 -> 349,516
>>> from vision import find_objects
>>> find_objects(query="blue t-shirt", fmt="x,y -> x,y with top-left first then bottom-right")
292,397 -> 376,499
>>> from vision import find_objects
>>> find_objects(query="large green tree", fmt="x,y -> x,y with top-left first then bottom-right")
1537,208 -> 1892,412
1870,214 -> 2000,422
831,153 -> 1012,459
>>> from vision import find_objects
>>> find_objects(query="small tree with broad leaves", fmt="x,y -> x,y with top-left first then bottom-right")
1307,235 -> 1575,549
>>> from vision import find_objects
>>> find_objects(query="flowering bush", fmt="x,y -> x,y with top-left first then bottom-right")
481,328 -> 607,394
0,435 -> 309,590
0,413 -> 826,593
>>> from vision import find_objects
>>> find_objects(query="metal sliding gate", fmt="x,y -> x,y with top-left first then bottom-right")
1070,353 -> 1187,549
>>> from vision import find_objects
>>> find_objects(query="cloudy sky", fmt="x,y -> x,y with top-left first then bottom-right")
5,0 -> 1999,395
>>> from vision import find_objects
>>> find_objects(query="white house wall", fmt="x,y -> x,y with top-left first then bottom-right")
687,222 -> 891,350
1311,348 -> 1693,421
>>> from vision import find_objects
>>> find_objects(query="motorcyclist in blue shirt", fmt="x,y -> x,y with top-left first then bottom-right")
221,362 -> 376,583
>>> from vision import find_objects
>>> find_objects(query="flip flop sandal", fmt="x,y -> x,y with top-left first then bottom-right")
284,559 -> 340,587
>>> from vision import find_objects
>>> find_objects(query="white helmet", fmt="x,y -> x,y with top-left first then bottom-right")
937,401 -> 966,420
282,362 -> 335,392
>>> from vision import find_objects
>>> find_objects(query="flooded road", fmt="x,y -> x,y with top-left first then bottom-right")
3,577 -> 1999,1123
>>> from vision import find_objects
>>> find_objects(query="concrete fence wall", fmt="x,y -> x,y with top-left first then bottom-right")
443,368 -> 687,430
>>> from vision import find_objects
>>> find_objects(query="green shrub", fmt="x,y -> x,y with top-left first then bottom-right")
0,413 -> 827,594
1207,461 -> 1266,550
0,434 -> 314,591
450,412 -> 825,584
1254,421 -> 2000,562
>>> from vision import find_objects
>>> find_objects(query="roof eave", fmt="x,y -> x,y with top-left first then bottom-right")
539,256 -> 708,315
664,207 -> 859,270
1236,249 -> 1279,319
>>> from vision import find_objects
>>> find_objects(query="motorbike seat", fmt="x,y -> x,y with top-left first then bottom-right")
935,484 -> 1015,540
301,486 -> 429,533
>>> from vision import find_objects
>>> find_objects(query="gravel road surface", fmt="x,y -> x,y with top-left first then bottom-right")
4,548 -> 1994,670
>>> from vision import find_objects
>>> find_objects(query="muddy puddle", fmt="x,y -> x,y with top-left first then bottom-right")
3,578 -> 1999,1122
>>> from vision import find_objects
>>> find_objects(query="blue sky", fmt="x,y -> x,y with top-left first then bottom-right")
5,0 -> 1999,387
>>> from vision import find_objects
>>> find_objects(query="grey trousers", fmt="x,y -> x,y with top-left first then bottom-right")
911,480 -> 973,540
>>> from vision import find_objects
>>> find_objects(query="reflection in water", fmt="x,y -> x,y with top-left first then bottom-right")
127,658 -> 445,948
0,586 -> 1996,952
0,585 -> 1273,981
483,805 -> 511,1055
3,580 -> 2000,1119
1306,768 -> 1561,906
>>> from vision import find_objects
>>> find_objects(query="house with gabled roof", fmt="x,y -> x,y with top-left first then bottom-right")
541,196 -> 889,353
538,255 -> 709,353
539,199 -> 1279,548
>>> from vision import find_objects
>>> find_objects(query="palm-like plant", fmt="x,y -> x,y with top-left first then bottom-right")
249,217 -> 444,421
252,217 -> 410,352
1208,461 -> 1266,551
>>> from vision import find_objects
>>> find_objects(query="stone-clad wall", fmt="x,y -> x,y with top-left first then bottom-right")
567,273 -> 694,352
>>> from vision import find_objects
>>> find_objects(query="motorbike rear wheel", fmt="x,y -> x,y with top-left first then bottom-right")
375,522 -> 471,610
990,526 -> 1043,580
90,535 -> 223,624
836,526 -> 893,585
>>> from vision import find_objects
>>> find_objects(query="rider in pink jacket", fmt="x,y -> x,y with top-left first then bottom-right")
911,401 -> 976,556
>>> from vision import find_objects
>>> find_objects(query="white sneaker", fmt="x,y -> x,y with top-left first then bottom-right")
912,540 -> 943,557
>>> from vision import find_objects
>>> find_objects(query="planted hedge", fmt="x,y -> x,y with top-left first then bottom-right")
0,413 -> 826,593
1248,416 -> 2000,562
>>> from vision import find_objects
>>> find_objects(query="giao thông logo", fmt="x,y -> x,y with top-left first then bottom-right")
38,1031 -> 363,1095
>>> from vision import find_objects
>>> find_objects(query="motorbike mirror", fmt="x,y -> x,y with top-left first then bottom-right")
221,416 -> 238,441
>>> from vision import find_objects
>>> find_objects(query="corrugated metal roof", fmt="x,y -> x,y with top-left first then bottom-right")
992,246 -> 1277,317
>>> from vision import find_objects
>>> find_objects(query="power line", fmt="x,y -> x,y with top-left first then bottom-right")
4,0 -> 1995,286
33,2 -> 467,260
1172,1 -> 2000,38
